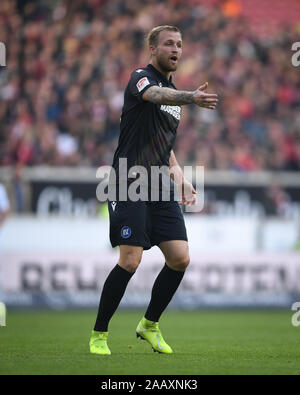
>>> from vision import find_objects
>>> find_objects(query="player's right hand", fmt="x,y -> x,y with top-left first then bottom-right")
192,82 -> 218,109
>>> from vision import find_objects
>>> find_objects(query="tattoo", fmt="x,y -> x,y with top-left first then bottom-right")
143,86 -> 194,105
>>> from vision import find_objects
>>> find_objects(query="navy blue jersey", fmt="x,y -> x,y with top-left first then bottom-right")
112,64 -> 181,178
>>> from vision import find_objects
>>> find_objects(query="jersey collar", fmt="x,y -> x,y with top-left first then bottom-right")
147,64 -> 173,85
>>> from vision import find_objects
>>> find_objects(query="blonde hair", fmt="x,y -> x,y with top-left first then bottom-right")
146,25 -> 182,48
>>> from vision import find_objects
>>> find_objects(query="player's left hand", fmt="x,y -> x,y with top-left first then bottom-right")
177,180 -> 197,205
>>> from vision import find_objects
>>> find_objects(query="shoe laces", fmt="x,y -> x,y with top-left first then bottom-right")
93,337 -> 108,348
92,332 -> 108,343
147,323 -> 163,336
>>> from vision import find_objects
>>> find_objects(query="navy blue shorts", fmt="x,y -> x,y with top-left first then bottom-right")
108,199 -> 188,250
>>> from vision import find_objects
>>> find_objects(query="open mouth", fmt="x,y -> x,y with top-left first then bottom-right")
170,56 -> 178,63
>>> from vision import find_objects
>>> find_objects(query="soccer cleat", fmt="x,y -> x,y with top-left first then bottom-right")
89,330 -> 111,355
136,317 -> 173,354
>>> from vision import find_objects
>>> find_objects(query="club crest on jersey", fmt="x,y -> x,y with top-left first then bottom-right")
136,77 -> 150,92
121,226 -> 131,239
160,105 -> 181,120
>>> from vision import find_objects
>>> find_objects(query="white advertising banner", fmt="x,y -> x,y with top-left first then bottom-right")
1,250 -> 300,308
0,217 -> 299,307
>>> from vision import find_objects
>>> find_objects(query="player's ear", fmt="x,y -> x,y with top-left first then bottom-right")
149,45 -> 157,57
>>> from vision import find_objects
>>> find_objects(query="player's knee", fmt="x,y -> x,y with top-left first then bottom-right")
119,251 -> 142,273
168,254 -> 190,272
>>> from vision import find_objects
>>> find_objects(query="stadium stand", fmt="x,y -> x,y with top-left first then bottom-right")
0,0 -> 299,171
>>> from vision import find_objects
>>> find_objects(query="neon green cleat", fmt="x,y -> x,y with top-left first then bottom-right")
136,317 -> 173,354
89,330 -> 111,355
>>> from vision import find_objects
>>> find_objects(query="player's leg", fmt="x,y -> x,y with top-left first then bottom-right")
90,245 -> 143,355
93,245 -> 143,332
145,200 -> 189,322
136,240 -> 189,353
145,239 -> 189,321
90,196 -> 150,355
136,199 -> 189,354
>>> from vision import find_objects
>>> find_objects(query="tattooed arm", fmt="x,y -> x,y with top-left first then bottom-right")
142,82 -> 218,109
143,86 -> 194,105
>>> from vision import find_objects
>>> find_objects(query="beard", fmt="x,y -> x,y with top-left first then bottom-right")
156,53 -> 178,73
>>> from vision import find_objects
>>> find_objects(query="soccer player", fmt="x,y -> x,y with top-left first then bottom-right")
89,25 -> 218,355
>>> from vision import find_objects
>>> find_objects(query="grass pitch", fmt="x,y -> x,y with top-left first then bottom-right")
0,309 -> 299,375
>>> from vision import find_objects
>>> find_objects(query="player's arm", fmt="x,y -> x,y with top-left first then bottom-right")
169,150 -> 196,206
142,82 -> 218,109
169,150 -> 184,184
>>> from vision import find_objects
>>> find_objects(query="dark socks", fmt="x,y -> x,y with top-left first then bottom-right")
94,264 -> 134,332
145,263 -> 185,322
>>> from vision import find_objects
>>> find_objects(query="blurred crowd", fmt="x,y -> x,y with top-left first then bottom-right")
0,0 -> 300,171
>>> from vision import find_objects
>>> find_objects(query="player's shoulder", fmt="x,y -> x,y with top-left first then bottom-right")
128,66 -> 157,94
132,65 -> 151,74
130,65 -> 154,80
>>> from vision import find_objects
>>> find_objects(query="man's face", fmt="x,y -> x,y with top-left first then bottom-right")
150,30 -> 182,73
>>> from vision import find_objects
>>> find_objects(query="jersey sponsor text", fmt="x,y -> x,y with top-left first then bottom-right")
160,105 -> 181,120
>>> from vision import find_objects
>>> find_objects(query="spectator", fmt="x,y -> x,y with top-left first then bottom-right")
0,0 -> 299,171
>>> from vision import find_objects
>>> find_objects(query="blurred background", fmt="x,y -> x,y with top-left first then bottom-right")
0,0 -> 300,310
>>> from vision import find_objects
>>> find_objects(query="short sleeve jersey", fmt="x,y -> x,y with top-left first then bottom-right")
112,64 -> 181,179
